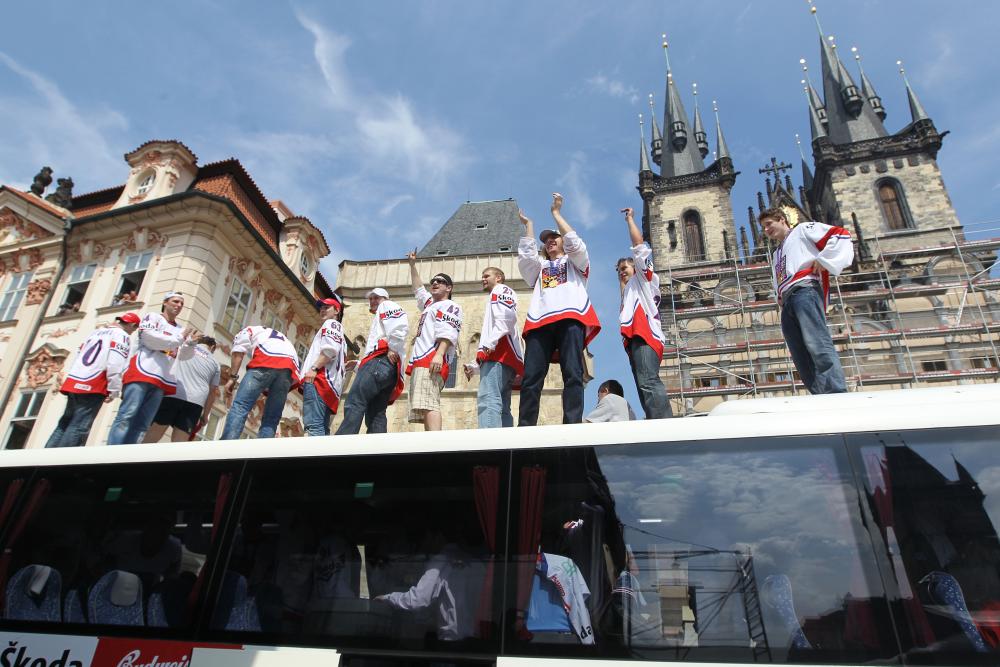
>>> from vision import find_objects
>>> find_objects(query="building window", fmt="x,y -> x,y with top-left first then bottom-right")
59,263 -> 97,314
0,272 -> 33,321
222,278 -> 253,333
921,360 -> 948,372
475,224 -> 488,230
135,171 -> 156,196
683,210 -> 706,262
262,309 -> 283,332
295,341 -> 309,364
2,390 -> 46,450
436,250 -> 448,256
498,245 -> 511,252
115,251 -> 154,303
299,252 -> 312,277
877,179 -> 913,231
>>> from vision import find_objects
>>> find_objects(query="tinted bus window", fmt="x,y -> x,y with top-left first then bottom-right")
508,438 -> 899,663
0,462 -> 238,633
217,451 -> 508,659
850,425 -> 1000,664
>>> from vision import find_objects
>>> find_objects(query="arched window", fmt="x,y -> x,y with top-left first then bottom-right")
877,179 -> 913,231
683,210 -> 706,262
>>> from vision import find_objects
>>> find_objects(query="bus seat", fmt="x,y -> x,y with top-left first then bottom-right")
63,588 -> 86,623
211,571 -> 253,631
4,564 -> 61,621
88,570 -> 144,626
761,574 -> 812,650
148,577 -> 193,628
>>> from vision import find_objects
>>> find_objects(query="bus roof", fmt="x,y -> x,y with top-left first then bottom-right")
1,384 -> 997,469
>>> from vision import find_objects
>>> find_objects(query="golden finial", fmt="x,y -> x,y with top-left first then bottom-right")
712,99 -> 719,113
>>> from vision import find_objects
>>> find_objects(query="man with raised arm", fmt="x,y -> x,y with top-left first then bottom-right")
46,312 -> 140,447
334,288 -> 409,435
405,250 -> 462,431
759,206 -> 853,394
108,292 -> 190,445
517,192 -> 601,425
300,295 -> 348,436
220,325 -> 300,439
616,207 -> 671,419
464,266 -> 523,428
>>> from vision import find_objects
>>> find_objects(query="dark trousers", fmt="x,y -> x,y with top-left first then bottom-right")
627,336 -> 672,419
518,320 -> 585,426
45,393 -> 104,447
781,282 -> 848,394
335,355 -> 396,435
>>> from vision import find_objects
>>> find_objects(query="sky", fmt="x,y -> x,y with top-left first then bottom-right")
2,1 -> 999,415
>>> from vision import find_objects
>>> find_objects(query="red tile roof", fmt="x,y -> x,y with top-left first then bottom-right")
0,185 -> 71,219
193,173 -> 278,250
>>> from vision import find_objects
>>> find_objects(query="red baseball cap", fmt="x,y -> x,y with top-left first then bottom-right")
116,312 -> 140,324
316,294 -> 343,312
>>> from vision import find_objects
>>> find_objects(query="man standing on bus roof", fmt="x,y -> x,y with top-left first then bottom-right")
107,292 -> 191,445
464,266 -> 523,428
334,287 -> 408,435
617,206 -> 671,419
221,324 -> 301,439
46,312 -> 140,448
143,335 -> 221,443
517,192 -> 601,425
405,250 -> 462,431
760,206 -> 853,394
301,295 -> 348,437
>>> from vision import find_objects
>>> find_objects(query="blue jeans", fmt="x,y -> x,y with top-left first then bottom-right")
519,320 -> 585,426
477,360 -> 515,428
335,356 -> 396,435
781,282 -> 847,394
627,336 -> 672,419
107,382 -> 165,445
302,381 -> 332,436
221,367 -> 293,440
46,393 -> 105,447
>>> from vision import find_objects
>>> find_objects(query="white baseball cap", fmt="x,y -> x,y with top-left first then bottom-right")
366,287 -> 390,299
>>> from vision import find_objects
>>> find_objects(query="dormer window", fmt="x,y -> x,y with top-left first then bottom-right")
135,171 -> 156,196
436,250 -> 448,256
475,224 -> 488,230
299,252 -> 312,277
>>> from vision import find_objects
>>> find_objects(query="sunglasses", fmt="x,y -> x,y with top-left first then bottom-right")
430,278 -> 450,286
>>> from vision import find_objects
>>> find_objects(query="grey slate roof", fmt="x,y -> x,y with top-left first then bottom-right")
418,199 -> 522,257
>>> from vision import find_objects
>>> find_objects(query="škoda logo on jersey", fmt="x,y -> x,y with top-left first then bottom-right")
492,291 -> 515,309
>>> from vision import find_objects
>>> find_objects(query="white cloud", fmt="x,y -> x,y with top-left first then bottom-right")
555,151 -> 607,229
378,194 -> 414,218
586,72 -> 639,104
0,51 -> 127,191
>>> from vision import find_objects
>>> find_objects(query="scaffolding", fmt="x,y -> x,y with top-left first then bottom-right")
659,219 -> 1000,416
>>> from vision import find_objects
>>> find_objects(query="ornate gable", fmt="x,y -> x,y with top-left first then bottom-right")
0,208 -> 55,248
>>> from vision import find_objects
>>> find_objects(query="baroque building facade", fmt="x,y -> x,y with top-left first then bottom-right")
0,140 -> 335,448
641,18 -> 1000,416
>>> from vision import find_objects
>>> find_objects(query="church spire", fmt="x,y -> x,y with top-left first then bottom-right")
713,100 -> 730,161
648,93 -> 663,167
795,133 -> 814,189
639,114 -> 653,174
852,46 -> 886,121
897,59 -> 930,123
693,83 -> 709,159
660,34 -> 706,178
800,59 -> 828,129
810,1 -> 887,143
803,79 -> 828,141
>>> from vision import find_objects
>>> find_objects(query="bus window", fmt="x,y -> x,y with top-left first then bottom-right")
0,462 -> 238,632
217,451 -> 507,658
850,425 -> 1000,664
509,438 -> 899,664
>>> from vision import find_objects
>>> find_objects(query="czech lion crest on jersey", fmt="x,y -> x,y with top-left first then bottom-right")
541,261 -> 568,289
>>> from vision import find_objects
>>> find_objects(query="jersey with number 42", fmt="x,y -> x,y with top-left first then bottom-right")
232,326 -> 301,384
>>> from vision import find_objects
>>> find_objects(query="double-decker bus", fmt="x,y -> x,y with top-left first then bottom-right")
0,384 -> 997,666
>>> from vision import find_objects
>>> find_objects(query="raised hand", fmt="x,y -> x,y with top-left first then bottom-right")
551,192 -> 564,212
518,209 -> 532,228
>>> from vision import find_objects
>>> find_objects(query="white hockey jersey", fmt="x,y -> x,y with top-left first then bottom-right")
772,221 -> 853,308
232,326 -> 301,383
60,326 -> 132,397
122,312 -> 186,394
301,319 -> 347,413
518,231 -> 601,346
474,283 -> 524,375
619,242 -> 666,359
406,286 -> 462,382
539,552 -> 594,645
358,299 -> 409,404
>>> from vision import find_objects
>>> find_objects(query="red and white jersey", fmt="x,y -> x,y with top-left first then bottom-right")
60,326 -> 132,396
519,231 -> 601,346
301,319 -> 347,414
358,299 -> 409,404
232,326 -> 301,383
620,243 -> 666,359
406,287 -> 462,382
476,283 -> 523,375
122,312 -> 186,394
772,221 -> 853,308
